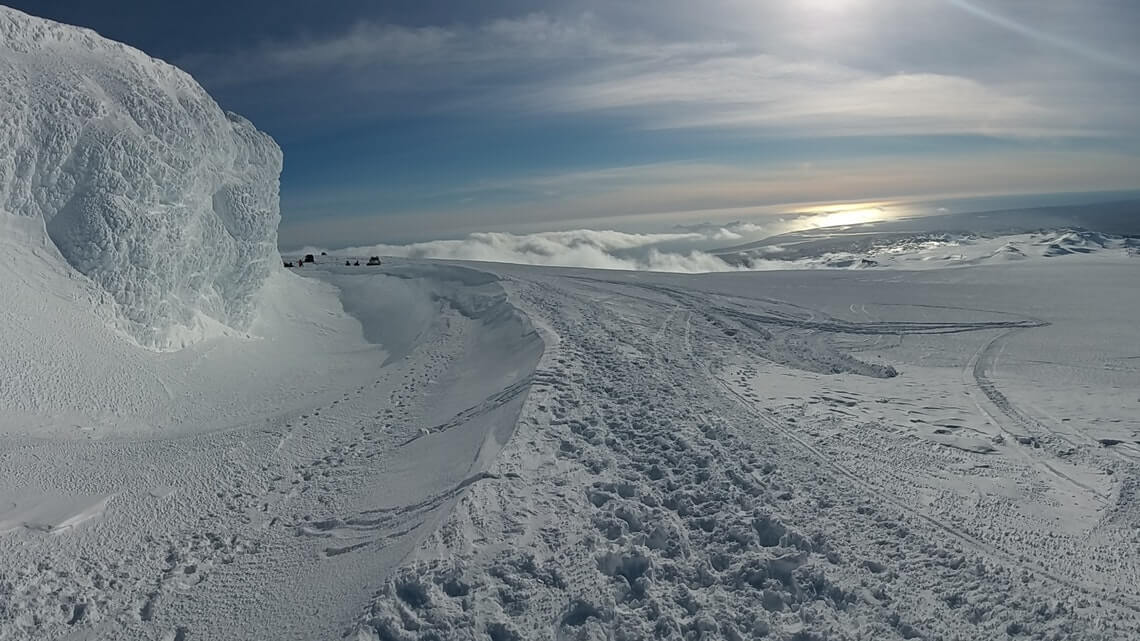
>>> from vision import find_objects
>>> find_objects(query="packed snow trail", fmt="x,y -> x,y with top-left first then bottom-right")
2,253 -> 1135,640
358,263 -> 1139,641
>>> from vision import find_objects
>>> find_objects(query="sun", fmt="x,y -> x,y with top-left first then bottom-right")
801,0 -> 861,13
796,202 -> 891,229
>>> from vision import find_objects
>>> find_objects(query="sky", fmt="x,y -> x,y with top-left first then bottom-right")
11,0 -> 1140,248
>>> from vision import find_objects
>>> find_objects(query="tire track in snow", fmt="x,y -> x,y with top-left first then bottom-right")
629,278 -> 1140,622
971,329 -> 1135,465
713,372 -> 1140,613
662,291 -> 1140,615
966,326 -> 1137,529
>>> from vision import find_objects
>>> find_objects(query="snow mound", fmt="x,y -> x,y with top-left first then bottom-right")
1036,229 -> 1107,257
0,7 -> 282,348
992,242 -> 1027,259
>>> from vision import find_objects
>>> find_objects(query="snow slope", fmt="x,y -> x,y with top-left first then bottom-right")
0,256 -> 543,640
356,255 -> 1140,641
0,6 -> 282,348
0,212 -> 382,440
714,201 -> 1140,272
0,13 -> 548,637
715,228 -> 1138,271
2,245 -> 1137,639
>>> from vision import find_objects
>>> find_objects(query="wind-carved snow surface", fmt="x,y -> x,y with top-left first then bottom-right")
0,6 -> 282,348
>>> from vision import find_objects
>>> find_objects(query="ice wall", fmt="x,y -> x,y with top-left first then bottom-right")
0,6 -> 283,348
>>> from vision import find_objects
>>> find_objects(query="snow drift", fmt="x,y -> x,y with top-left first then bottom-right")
0,6 -> 282,348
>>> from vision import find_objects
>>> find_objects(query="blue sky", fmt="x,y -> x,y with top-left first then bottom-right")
13,0 -> 1140,247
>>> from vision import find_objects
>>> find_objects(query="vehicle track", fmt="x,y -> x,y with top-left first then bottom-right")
656,287 -> 1140,615
705,331 -> 1140,614
969,328 -> 1133,469
531,274 -> 1139,612
575,276 -> 1049,336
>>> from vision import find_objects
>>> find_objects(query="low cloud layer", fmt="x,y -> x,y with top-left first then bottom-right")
293,211 -> 912,273
321,228 -> 754,273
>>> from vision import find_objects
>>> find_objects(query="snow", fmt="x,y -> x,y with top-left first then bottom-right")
716,228 -> 1138,270
3,233 -> 1139,639
0,491 -> 113,535
0,254 -> 542,638
0,6 -> 282,349
356,254 -> 1140,641
3,7 -> 1140,640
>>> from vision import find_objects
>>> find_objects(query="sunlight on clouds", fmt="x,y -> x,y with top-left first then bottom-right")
182,2 -> 1140,148
793,202 -> 894,229
800,0 -> 863,13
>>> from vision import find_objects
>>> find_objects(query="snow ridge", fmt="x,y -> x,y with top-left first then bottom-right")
0,6 -> 282,348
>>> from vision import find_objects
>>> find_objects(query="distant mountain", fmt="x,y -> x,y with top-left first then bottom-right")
714,200 -> 1140,268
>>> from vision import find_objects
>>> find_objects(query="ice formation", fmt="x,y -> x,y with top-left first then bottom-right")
0,6 -> 282,348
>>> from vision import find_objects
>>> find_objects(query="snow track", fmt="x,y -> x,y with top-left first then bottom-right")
720,354 -> 1136,615
4,256 -> 1137,640
970,329 -> 1132,462
356,265 -> 1140,641
643,278 -> 1140,614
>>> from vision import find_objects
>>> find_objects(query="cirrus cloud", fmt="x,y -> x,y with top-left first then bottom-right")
179,5 -> 1138,142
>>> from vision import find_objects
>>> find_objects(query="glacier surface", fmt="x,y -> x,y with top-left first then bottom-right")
0,6 -> 282,347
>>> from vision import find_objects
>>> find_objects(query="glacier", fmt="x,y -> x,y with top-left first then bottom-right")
0,6 -> 282,348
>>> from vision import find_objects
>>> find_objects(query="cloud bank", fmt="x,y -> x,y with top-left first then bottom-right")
318,229 -> 751,273
302,214 -> 882,273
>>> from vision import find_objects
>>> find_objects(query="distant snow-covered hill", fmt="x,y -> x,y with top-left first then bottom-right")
714,202 -> 1140,271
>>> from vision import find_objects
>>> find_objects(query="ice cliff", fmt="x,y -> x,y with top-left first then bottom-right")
0,6 -> 283,348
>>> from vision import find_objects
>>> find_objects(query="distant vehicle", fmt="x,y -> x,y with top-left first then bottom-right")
303,254 -> 315,263
284,261 -> 294,267
321,252 -> 327,256
366,256 -> 382,266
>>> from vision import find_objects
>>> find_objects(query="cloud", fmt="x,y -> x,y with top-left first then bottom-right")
191,1 -> 1140,242
315,229 -> 747,273
671,220 -> 776,241
946,0 -> 1139,76
278,149 -> 1140,248
181,5 -> 1139,141
182,13 -> 730,92
294,212 -> 908,273
548,64 -> 1072,138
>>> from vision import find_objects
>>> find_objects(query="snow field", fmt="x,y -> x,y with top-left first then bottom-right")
0,260 -> 543,640
357,257 -> 1140,641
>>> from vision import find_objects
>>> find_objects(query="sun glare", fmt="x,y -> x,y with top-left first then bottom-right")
797,202 -> 891,229
801,0 -> 861,13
